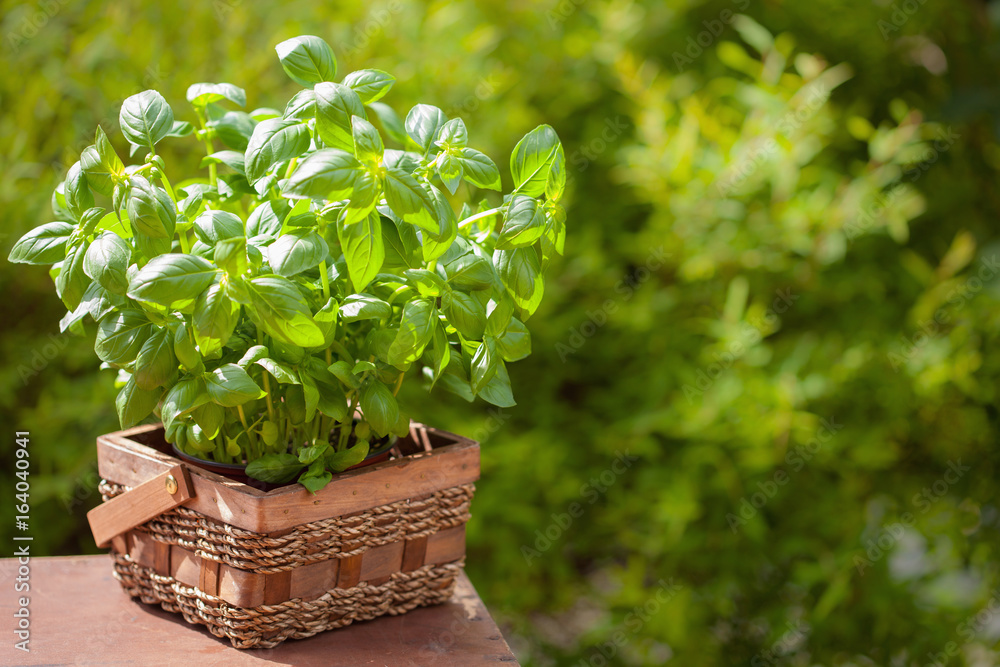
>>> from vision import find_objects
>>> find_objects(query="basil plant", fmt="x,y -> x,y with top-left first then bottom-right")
8,35 -> 567,492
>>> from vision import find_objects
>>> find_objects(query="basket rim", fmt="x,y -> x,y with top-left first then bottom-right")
97,421 -> 480,533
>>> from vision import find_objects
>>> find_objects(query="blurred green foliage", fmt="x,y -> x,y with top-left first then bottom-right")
3,0 -> 1000,664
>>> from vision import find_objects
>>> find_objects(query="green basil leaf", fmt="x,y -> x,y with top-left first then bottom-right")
275,35 -> 337,88
368,102 -> 408,144
427,321 -> 451,386
404,268 -> 449,297
282,148 -> 362,200
312,374 -> 348,421
238,344 -> 269,368
404,104 -> 447,154
116,376 -> 162,429
95,310 -> 151,364
381,216 -> 420,269
315,81 -> 365,151
186,82 -> 247,108
314,296 -> 339,346
80,126 -> 124,197
485,294 -> 516,337
420,183 -> 457,259
339,293 -> 392,322
360,379 -> 398,437
497,317 -> 531,361
84,232 -> 131,295
193,210 -> 243,246
327,360 -> 360,389
352,116 -> 384,161
165,120 -> 195,138
338,211 -> 384,291
128,254 -> 219,306
205,363 -> 265,407
161,377 -> 210,431
510,124 -> 561,197
65,162 -> 94,220
298,443 -> 329,465
8,222 -> 75,265
126,175 -> 176,239
119,90 -> 174,148
256,357 -> 300,384
435,118 -> 468,149
201,150 -> 246,176
297,463 -> 333,493
545,143 -> 567,201
246,453 -> 303,483
193,281 -> 240,356
443,290 -> 486,340
208,110 -> 256,151
246,201 -> 284,239
55,239 -> 90,310
455,147 -> 501,191
470,337 -> 498,393
344,168 -> 380,224
343,69 -> 396,104
269,229 -> 328,277
214,236 -> 248,276
327,439 -> 369,472
133,327 -> 175,390
192,401 -> 225,440
246,275 -> 326,347
387,299 -> 436,369
383,169 -> 440,235
283,89 -> 316,119
445,253 -> 494,291
497,195 -> 546,249
493,247 -> 544,316
244,118 -> 310,184
478,358 -> 516,408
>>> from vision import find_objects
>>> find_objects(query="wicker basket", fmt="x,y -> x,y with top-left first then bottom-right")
87,422 -> 479,649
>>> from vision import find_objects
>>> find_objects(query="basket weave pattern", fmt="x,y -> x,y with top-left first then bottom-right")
99,481 -> 474,648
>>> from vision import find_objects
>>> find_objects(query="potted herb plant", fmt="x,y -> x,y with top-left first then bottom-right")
8,35 -> 566,648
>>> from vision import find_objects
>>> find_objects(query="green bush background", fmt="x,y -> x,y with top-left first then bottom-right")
2,0 -> 1000,664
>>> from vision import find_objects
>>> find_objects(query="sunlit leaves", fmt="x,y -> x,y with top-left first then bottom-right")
275,35 -> 337,88
119,90 -> 174,149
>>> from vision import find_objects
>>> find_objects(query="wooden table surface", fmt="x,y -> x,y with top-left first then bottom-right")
0,555 -> 518,666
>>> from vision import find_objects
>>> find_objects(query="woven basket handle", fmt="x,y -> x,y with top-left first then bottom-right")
87,464 -> 195,548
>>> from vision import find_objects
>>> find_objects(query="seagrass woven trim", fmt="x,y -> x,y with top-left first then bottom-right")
111,551 -> 462,649
99,481 -> 474,573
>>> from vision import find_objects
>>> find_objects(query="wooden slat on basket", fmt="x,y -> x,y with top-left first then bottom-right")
96,423 -> 479,533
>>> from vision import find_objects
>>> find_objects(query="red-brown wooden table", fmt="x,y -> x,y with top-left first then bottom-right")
0,555 -> 518,666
